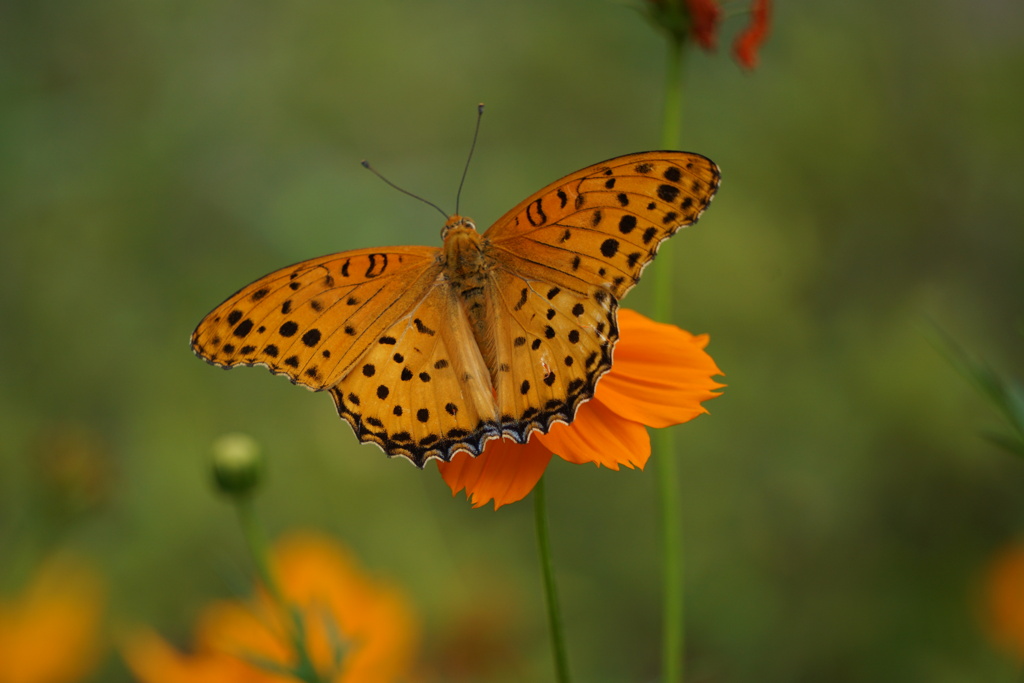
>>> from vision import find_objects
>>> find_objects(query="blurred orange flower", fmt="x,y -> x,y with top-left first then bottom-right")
982,540 -> 1024,660
0,555 -> 105,683
123,532 -> 419,683
438,309 -> 724,509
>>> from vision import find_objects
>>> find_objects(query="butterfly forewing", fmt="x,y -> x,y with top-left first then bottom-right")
191,247 -> 440,389
329,283 -> 500,466
483,152 -> 720,300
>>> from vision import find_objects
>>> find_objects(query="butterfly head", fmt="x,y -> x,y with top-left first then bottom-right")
441,214 -> 488,279
441,214 -> 477,240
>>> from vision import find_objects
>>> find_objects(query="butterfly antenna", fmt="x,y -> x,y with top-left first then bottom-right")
361,160 -> 449,219
455,103 -> 485,215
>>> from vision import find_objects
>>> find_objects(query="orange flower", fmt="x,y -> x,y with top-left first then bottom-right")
0,554 -> 105,683
982,540 -> 1024,660
123,532 -> 419,683
438,309 -> 724,509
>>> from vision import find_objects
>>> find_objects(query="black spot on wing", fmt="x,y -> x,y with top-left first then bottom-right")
233,319 -> 254,337
302,329 -> 321,347
526,198 -> 547,226
413,318 -> 435,336
658,184 -> 680,202
365,253 -> 388,277
513,288 -> 528,312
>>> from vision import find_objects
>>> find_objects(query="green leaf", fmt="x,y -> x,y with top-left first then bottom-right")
982,430 -> 1024,458
928,324 -> 1024,461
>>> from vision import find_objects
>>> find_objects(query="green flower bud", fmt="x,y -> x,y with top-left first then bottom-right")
211,433 -> 263,498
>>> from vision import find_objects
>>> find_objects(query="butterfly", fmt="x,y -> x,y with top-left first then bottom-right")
191,151 -> 720,467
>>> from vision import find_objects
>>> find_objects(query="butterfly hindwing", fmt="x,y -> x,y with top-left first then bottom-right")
329,283 -> 501,466
486,268 -> 618,444
191,247 -> 441,390
483,151 -> 720,300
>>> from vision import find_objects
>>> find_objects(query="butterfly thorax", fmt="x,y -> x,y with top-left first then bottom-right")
441,215 -> 491,291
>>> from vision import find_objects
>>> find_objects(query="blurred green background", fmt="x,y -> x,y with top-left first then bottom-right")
2,0 -> 1023,681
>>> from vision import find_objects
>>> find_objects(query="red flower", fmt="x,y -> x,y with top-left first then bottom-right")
643,0 -> 771,69
684,0 -> 722,50
733,0 -> 772,69
437,309 -> 724,509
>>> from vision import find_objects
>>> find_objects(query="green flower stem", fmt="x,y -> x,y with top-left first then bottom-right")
656,434 -> 683,683
656,32 -> 687,683
235,497 -> 284,606
659,33 -> 685,154
235,499 -> 325,683
534,476 -> 571,683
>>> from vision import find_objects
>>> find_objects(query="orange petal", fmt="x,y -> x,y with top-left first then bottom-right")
273,533 -> 420,681
596,309 -> 724,429
120,628 -> 263,683
537,398 -> 651,470
437,439 -> 553,510
983,540 -> 1024,661
0,554 -> 105,683
193,600 -> 287,664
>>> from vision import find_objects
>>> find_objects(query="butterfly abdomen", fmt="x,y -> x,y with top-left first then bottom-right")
441,216 -> 503,386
